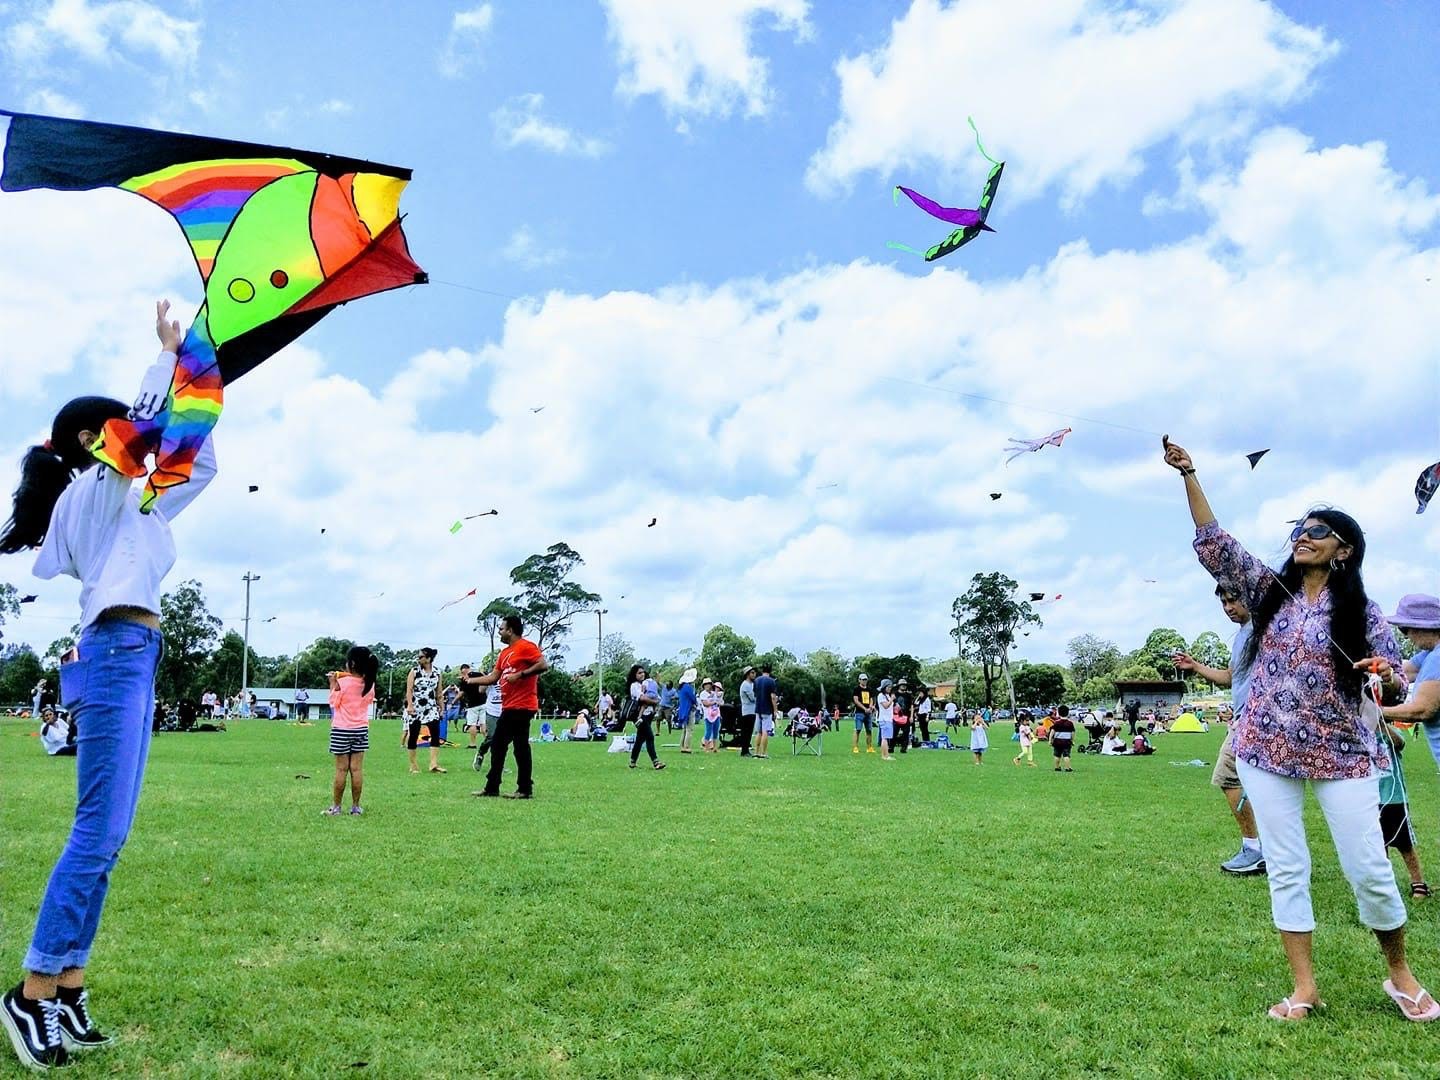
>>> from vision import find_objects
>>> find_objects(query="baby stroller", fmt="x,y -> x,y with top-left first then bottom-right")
1077,717 -> 1107,754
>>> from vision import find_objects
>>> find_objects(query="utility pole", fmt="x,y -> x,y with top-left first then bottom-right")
595,609 -> 608,710
241,572 -> 260,708
954,613 -> 966,716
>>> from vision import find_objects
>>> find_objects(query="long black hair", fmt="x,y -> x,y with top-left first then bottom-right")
0,396 -> 128,554
625,662 -> 645,687
1242,507 -> 1370,700
347,645 -> 380,696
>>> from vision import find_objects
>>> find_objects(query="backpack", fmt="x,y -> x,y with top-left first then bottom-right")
617,690 -> 639,728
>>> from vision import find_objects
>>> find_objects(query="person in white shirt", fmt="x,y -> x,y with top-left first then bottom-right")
944,698 -> 959,732
0,302 -> 217,1069
39,707 -> 75,757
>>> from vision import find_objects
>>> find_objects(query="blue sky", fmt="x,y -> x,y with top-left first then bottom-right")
2,0 -> 1439,673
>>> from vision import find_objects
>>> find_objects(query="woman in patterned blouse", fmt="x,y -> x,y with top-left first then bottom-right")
1164,436 -> 1436,1023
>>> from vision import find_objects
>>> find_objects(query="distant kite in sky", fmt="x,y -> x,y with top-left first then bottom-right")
1246,450 -> 1270,470
1416,461 -> 1440,514
647,518 -> 657,528
248,485 -> 259,493
439,587 -> 477,612
20,595 -> 37,604
530,406 -> 545,414
0,109 -> 426,511
1029,592 -> 1062,604
1005,427 -> 1071,465
451,510 -> 498,533
888,118 -> 1003,262
988,493 -> 1002,501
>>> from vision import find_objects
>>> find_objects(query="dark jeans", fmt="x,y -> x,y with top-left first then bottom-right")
740,713 -> 756,754
917,716 -> 930,742
631,715 -> 658,764
895,721 -> 912,752
484,708 -> 535,794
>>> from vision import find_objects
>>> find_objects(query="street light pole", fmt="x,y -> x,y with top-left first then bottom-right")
240,572 -> 260,708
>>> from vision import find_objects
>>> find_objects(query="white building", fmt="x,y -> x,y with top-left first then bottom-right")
244,687 -> 374,721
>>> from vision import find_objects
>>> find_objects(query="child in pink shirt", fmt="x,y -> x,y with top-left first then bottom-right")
325,646 -> 378,816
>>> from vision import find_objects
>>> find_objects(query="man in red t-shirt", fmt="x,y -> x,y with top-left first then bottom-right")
470,615 -> 548,798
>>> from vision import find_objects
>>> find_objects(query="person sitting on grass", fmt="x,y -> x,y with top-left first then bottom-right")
1131,731 -> 1155,756
571,710 -> 591,741
1377,721 -> 1427,898
325,646 -> 378,817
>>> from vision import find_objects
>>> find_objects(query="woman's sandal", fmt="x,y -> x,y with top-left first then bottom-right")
1268,997 -> 1324,1022
653,761 -> 667,770
1384,980 -> 1440,1022
430,766 -> 447,774
1411,881 -> 1431,898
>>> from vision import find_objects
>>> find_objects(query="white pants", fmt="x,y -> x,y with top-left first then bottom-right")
1237,761 -> 1405,933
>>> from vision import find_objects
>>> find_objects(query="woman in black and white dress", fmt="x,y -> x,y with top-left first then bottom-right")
403,648 -> 445,774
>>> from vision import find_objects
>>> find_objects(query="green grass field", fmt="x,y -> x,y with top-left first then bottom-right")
4,719 -> 1440,1078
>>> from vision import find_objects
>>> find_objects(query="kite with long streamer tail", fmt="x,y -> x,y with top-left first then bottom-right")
0,109 -> 427,510
1004,427 -> 1071,465
889,118 -> 1004,261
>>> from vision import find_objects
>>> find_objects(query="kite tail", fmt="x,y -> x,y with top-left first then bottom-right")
967,116 -> 1001,167
887,241 -> 927,258
92,316 -> 225,513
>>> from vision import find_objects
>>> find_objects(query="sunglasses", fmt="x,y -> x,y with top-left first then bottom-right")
1290,523 -> 1348,545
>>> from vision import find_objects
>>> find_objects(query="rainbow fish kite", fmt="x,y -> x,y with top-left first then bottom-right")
0,110 -> 426,510
889,118 -> 1004,262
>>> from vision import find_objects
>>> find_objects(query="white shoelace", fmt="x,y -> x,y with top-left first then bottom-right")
39,998 -> 62,1048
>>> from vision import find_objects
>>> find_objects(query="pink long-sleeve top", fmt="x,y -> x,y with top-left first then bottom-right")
329,675 -> 374,731
1193,521 -> 1401,780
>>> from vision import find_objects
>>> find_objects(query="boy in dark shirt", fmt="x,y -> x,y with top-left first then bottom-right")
1051,705 -> 1076,772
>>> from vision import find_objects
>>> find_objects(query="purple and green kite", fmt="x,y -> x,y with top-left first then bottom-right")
890,118 -> 1004,262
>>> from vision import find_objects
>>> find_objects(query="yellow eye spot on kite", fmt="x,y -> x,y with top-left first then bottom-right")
228,277 -> 255,303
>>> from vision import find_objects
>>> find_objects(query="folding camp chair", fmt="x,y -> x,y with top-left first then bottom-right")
791,719 -> 822,757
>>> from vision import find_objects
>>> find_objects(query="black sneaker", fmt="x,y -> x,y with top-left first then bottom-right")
57,986 -> 112,1051
1,983 -> 68,1069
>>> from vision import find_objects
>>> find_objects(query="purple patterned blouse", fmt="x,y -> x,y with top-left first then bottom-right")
1193,522 -> 1401,780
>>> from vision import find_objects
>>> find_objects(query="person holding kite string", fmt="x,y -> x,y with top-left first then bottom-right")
1163,435 -> 1437,1023
0,302 -> 215,1069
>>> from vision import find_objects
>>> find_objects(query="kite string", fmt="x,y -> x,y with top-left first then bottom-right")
968,117 -> 1001,168
428,280 -> 1165,438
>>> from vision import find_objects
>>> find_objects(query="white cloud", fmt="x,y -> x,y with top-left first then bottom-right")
806,0 -> 1335,201
438,3 -> 493,78
602,0 -> 809,118
22,87 -> 85,117
317,98 -> 353,116
1,123 -> 1437,672
6,0 -> 201,69
490,93 -> 608,157
501,226 -> 566,270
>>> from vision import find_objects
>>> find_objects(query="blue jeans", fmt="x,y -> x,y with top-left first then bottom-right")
25,620 -> 162,974
704,717 -> 720,742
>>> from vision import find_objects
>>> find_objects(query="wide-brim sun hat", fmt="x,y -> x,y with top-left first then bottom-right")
681,667 -> 698,683
1390,594 -> 1440,630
